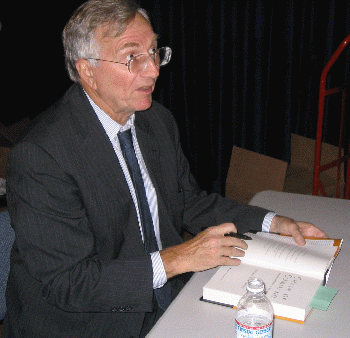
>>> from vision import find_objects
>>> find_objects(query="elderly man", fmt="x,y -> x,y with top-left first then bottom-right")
3,0 -> 326,337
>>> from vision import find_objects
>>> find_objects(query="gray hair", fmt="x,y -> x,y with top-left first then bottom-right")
62,0 -> 150,82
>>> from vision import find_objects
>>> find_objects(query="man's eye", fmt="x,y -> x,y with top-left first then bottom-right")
150,47 -> 158,55
126,54 -> 136,61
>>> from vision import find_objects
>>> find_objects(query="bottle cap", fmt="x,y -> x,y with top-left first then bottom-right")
246,277 -> 265,293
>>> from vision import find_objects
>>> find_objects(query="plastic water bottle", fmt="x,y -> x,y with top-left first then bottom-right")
235,277 -> 274,338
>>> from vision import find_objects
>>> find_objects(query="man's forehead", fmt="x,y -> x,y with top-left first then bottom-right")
96,20 -> 158,49
118,34 -> 159,50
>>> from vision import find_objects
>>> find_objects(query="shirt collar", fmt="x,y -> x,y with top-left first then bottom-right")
84,90 -> 135,142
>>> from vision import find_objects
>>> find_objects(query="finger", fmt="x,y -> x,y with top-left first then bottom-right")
197,230 -> 248,252
224,246 -> 246,258
222,236 -> 248,250
289,225 -> 306,246
296,222 -> 328,238
220,256 -> 242,266
271,216 -> 307,246
211,223 -> 238,236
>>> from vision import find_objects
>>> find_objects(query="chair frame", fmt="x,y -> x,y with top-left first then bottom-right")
313,34 -> 350,199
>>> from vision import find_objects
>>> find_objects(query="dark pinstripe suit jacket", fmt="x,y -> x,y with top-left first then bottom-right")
4,83 -> 269,337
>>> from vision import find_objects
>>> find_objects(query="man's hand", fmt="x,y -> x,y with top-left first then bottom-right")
160,223 -> 248,280
270,215 -> 328,246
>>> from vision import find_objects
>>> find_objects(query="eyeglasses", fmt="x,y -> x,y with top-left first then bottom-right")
87,47 -> 172,74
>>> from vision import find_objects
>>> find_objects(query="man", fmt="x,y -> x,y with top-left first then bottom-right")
3,0 -> 326,337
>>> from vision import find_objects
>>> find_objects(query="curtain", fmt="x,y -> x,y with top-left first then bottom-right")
146,0 -> 350,195
1,0 -> 350,195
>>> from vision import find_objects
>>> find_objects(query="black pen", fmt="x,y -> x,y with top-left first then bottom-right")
224,232 -> 252,240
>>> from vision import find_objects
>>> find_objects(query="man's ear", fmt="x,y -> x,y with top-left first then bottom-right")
75,59 -> 97,89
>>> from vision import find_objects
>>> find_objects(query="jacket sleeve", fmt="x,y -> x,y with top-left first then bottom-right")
7,141 -> 154,314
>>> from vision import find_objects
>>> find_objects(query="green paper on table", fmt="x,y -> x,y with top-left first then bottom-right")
309,286 -> 338,311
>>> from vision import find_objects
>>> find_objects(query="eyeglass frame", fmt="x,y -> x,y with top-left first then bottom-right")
86,46 -> 172,74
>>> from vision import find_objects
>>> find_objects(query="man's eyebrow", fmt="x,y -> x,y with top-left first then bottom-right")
152,34 -> 159,42
119,42 -> 140,51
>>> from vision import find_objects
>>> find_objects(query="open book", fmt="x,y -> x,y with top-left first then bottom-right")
202,232 -> 343,323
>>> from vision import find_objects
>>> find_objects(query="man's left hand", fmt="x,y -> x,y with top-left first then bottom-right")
270,215 -> 328,246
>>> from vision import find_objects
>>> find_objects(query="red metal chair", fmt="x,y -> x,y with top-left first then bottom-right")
313,34 -> 350,199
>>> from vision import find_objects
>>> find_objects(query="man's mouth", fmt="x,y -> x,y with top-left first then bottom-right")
137,86 -> 153,93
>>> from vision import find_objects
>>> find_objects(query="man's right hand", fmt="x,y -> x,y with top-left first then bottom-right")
160,223 -> 248,280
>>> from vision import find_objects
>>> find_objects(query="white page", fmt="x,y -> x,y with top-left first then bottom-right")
239,233 -> 338,280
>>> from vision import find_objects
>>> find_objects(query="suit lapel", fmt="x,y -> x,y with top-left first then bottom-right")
134,114 -> 166,203
70,84 -> 131,196
68,85 -> 145,254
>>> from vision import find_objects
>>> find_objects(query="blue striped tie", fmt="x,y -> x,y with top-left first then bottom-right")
118,129 -> 171,310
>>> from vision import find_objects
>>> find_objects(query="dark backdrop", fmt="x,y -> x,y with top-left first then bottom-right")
1,0 -> 349,195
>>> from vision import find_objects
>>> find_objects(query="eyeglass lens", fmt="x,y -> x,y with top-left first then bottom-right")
130,47 -> 172,74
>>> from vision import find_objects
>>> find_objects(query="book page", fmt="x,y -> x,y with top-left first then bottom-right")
239,233 -> 338,280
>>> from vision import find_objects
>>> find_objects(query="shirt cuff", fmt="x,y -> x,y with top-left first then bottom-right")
262,211 -> 276,232
150,251 -> 167,289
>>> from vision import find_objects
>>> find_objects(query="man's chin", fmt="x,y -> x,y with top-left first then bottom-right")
136,97 -> 153,112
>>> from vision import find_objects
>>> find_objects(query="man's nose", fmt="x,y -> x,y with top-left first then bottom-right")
140,57 -> 160,78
